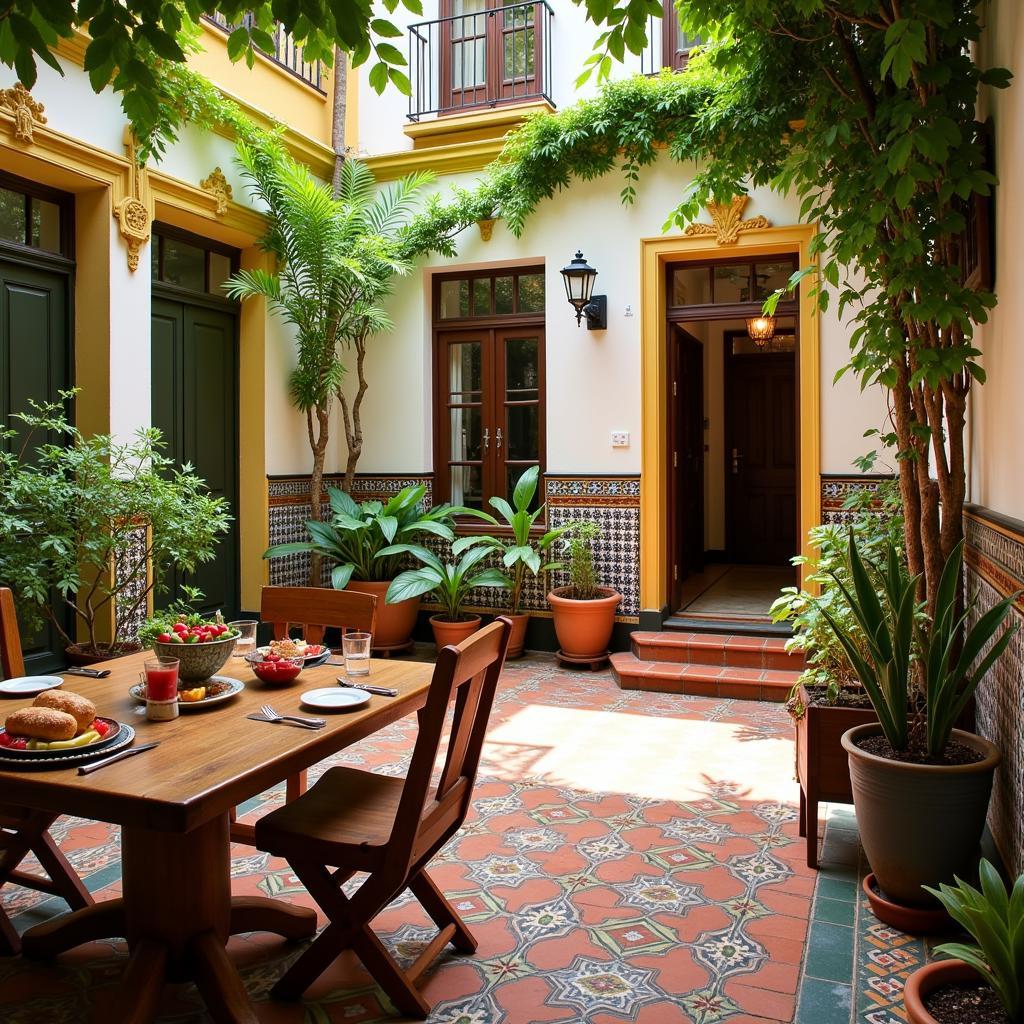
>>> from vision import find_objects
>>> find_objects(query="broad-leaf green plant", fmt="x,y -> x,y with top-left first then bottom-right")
457,466 -> 569,615
925,859 -> 1024,1023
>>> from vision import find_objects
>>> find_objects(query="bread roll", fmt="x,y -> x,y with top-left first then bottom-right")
33,690 -> 96,731
5,707 -> 78,741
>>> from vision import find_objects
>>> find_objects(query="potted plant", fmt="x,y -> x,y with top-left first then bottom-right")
821,535 -> 1017,924
904,859 -> 1023,1024
265,485 -> 478,653
463,466 -> 568,658
0,395 -> 230,665
547,522 -> 621,666
384,542 -> 511,649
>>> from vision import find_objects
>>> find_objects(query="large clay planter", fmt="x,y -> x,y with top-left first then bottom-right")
430,614 -> 481,650
904,960 -> 984,1024
547,587 -> 621,661
842,723 -> 1001,907
65,642 -> 141,667
346,581 -> 419,653
506,613 -> 529,659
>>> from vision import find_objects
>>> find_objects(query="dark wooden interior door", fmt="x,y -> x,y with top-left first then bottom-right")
151,296 -> 239,618
726,351 -> 797,566
0,253 -> 72,672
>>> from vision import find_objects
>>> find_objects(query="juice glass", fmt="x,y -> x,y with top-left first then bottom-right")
145,656 -> 180,721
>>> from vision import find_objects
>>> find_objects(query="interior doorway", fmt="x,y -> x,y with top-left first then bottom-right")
665,256 -> 799,623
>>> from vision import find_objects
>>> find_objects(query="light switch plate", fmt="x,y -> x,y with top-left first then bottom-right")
611,431 -> 630,448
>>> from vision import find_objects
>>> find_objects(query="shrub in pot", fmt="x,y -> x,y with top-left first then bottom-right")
547,522 -> 621,663
0,396 -> 230,664
821,535 -> 1017,914
904,860 -> 1023,1024
466,466 -> 568,658
384,541 -> 511,649
264,485 -> 477,653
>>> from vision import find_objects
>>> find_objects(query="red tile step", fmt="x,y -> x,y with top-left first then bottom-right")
611,651 -> 799,702
630,631 -> 803,672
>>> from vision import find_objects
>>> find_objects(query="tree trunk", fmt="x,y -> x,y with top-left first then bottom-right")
340,335 -> 368,494
331,47 -> 348,196
307,405 -> 331,586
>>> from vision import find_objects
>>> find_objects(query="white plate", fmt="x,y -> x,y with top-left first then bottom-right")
128,675 -> 244,711
0,675 -> 64,697
299,687 -> 370,711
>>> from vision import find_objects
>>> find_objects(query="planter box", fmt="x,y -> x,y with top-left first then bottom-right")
795,684 -> 877,868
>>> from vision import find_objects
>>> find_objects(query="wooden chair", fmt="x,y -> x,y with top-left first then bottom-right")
0,587 -> 92,956
229,586 -> 379,846
255,617 -> 511,1018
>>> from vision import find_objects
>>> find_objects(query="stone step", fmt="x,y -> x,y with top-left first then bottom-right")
610,652 -> 799,703
630,630 -> 802,671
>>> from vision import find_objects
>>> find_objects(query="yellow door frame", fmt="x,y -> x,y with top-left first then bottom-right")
639,224 -> 820,615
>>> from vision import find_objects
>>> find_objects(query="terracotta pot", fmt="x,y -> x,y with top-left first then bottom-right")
430,614 -> 481,650
862,874 -> 950,934
547,586 -> 621,660
904,960 -> 984,1024
506,613 -> 529,659
842,723 -> 1001,907
346,581 -> 420,653
65,642 -> 140,667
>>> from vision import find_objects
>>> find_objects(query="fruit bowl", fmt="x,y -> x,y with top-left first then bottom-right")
246,652 -> 304,686
151,633 -> 237,682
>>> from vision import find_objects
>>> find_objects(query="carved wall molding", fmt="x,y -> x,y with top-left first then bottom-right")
0,82 -> 46,143
200,166 -> 233,215
684,195 -> 772,246
112,132 -> 151,272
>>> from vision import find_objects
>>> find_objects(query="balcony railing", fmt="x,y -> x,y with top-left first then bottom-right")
204,13 -> 324,93
407,1 -> 554,121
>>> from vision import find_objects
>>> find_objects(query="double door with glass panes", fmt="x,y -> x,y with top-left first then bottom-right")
438,327 -> 544,511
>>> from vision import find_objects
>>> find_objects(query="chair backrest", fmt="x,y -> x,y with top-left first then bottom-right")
260,586 -> 377,645
0,588 -> 25,681
389,617 -> 511,875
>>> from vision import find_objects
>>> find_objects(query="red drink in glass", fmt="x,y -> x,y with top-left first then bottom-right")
144,657 -> 180,720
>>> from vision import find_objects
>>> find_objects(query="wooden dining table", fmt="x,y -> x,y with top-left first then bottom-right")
0,650 -> 435,1023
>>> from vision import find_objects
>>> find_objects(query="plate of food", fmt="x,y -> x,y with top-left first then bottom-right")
256,639 -> 330,666
0,691 -> 123,759
128,675 -> 244,711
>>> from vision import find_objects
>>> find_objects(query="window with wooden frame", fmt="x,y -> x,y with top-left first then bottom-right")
667,255 -> 799,319
0,172 -> 73,258
433,267 -> 545,514
150,227 -> 239,299
662,0 -> 703,70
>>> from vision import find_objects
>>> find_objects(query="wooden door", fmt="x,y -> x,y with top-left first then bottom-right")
0,255 -> 73,672
495,326 -> 543,506
725,351 -> 797,565
151,297 -> 239,618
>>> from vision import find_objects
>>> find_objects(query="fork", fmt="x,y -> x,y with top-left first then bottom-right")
258,704 -> 326,729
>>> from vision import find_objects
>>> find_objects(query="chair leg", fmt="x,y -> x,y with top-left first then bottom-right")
351,925 -> 431,1020
271,921 -> 348,1002
285,771 -> 307,802
32,832 -> 92,911
409,870 -> 476,954
0,906 -> 20,957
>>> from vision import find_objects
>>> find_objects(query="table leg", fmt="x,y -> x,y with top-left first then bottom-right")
229,896 -> 317,940
21,898 -> 125,958
119,938 -> 167,1024
191,929 -> 261,1024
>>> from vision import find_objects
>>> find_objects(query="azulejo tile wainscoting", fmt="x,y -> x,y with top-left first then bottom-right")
819,474 -> 895,526
965,505 -> 1024,876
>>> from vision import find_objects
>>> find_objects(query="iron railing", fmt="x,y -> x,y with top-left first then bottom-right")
407,1 -> 554,121
204,13 -> 324,92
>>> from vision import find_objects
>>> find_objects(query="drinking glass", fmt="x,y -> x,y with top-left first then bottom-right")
229,620 -> 258,659
145,656 -> 180,721
342,632 -> 372,677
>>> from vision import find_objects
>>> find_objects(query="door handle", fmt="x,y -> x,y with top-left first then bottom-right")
495,428 -> 503,451
483,428 -> 490,453
732,448 -> 743,475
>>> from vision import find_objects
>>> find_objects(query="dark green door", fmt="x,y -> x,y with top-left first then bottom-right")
151,296 -> 239,619
0,254 -> 73,673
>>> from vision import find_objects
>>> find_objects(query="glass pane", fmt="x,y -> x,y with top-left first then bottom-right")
151,236 -> 161,279
162,237 -> 206,291
670,266 -> 710,306
713,264 -> 751,303
506,464 -> 540,509
505,336 -> 539,400
495,275 -> 513,314
0,187 -> 25,244
29,199 -> 61,253
451,464 -> 484,510
472,277 -> 491,316
503,0 -> 533,27
451,3 -> 486,92
504,28 -> 535,80
754,261 -> 794,300
440,279 -> 469,318
209,251 -> 233,294
450,407 -> 482,460
506,406 -> 538,460
448,342 -> 482,401
518,273 -> 544,312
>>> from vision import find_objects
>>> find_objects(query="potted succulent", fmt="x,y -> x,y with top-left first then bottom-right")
264,484 -> 476,653
0,395 -> 230,665
904,859 -> 1023,1024
464,466 -> 569,658
821,535 -> 1017,924
384,541 -> 511,649
547,522 -> 621,665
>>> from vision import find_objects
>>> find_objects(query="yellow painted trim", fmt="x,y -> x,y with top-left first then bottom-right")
639,224 -> 821,613
404,100 -> 553,149
364,137 -> 505,183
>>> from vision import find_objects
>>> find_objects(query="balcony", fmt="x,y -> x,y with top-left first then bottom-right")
407,1 -> 553,121
203,13 -> 325,92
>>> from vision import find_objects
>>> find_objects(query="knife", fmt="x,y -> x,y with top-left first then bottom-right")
78,741 -> 159,775
65,667 -> 111,679
337,679 -> 398,697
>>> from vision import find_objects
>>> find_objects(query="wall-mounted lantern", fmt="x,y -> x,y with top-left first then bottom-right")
560,250 -> 607,330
